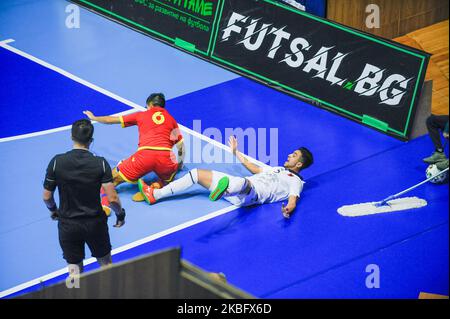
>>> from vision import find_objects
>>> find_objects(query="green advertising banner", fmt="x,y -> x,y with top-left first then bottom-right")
73,0 -> 224,56
72,0 -> 430,140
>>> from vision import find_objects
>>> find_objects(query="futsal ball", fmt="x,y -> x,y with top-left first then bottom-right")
426,164 -> 448,184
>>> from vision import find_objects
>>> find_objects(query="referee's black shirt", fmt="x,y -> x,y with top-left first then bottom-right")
44,149 -> 113,219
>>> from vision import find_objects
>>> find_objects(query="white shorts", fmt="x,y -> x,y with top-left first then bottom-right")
210,171 -> 259,207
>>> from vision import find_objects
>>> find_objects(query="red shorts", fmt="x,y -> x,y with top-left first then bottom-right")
117,150 -> 178,184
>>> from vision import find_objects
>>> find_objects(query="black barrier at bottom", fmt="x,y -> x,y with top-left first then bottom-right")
16,248 -> 254,299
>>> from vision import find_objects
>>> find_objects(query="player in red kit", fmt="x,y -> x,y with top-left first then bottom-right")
83,93 -> 185,207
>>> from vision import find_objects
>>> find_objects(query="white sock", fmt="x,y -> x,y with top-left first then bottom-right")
154,169 -> 198,201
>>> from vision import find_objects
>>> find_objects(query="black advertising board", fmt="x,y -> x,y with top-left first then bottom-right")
72,0 -> 430,140
72,0 -> 223,55
211,0 -> 430,139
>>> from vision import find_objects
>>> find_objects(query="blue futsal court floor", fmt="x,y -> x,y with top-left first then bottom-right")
0,0 -> 448,298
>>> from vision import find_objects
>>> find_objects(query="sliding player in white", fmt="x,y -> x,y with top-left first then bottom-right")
138,136 -> 313,218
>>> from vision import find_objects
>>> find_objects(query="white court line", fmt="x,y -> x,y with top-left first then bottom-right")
0,109 -> 137,143
0,41 -> 268,298
0,39 -> 15,45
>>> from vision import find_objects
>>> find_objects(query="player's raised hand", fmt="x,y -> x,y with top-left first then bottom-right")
83,110 -> 95,120
228,135 -> 238,154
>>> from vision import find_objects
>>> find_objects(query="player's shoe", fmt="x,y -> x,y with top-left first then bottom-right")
423,151 -> 447,164
133,180 -> 163,202
132,192 -> 145,202
209,176 -> 229,201
138,179 -> 157,205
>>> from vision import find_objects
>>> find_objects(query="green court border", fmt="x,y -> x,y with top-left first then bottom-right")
76,0 -> 223,57
210,0 -> 429,138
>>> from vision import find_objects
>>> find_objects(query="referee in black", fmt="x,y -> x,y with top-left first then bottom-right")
43,119 -> 125,275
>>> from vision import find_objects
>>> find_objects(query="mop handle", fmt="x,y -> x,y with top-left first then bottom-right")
387,167 -> 449,200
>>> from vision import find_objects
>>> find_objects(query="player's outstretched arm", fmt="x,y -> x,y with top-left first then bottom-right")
83,111 -> 121,124
282,195 -> 298,219
228,136 -> 262,175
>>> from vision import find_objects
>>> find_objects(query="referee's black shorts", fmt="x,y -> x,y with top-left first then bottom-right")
58,216 -> 111,264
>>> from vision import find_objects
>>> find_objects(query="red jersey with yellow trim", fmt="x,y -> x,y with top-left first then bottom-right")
119,107 -> 183,150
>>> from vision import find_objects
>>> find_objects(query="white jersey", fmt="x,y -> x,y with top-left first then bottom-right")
246,166 -> 304,204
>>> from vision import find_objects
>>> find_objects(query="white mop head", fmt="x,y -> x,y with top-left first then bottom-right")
337,197 -> 428,217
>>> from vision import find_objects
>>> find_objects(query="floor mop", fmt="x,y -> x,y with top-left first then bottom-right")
338,167 -> 449,217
